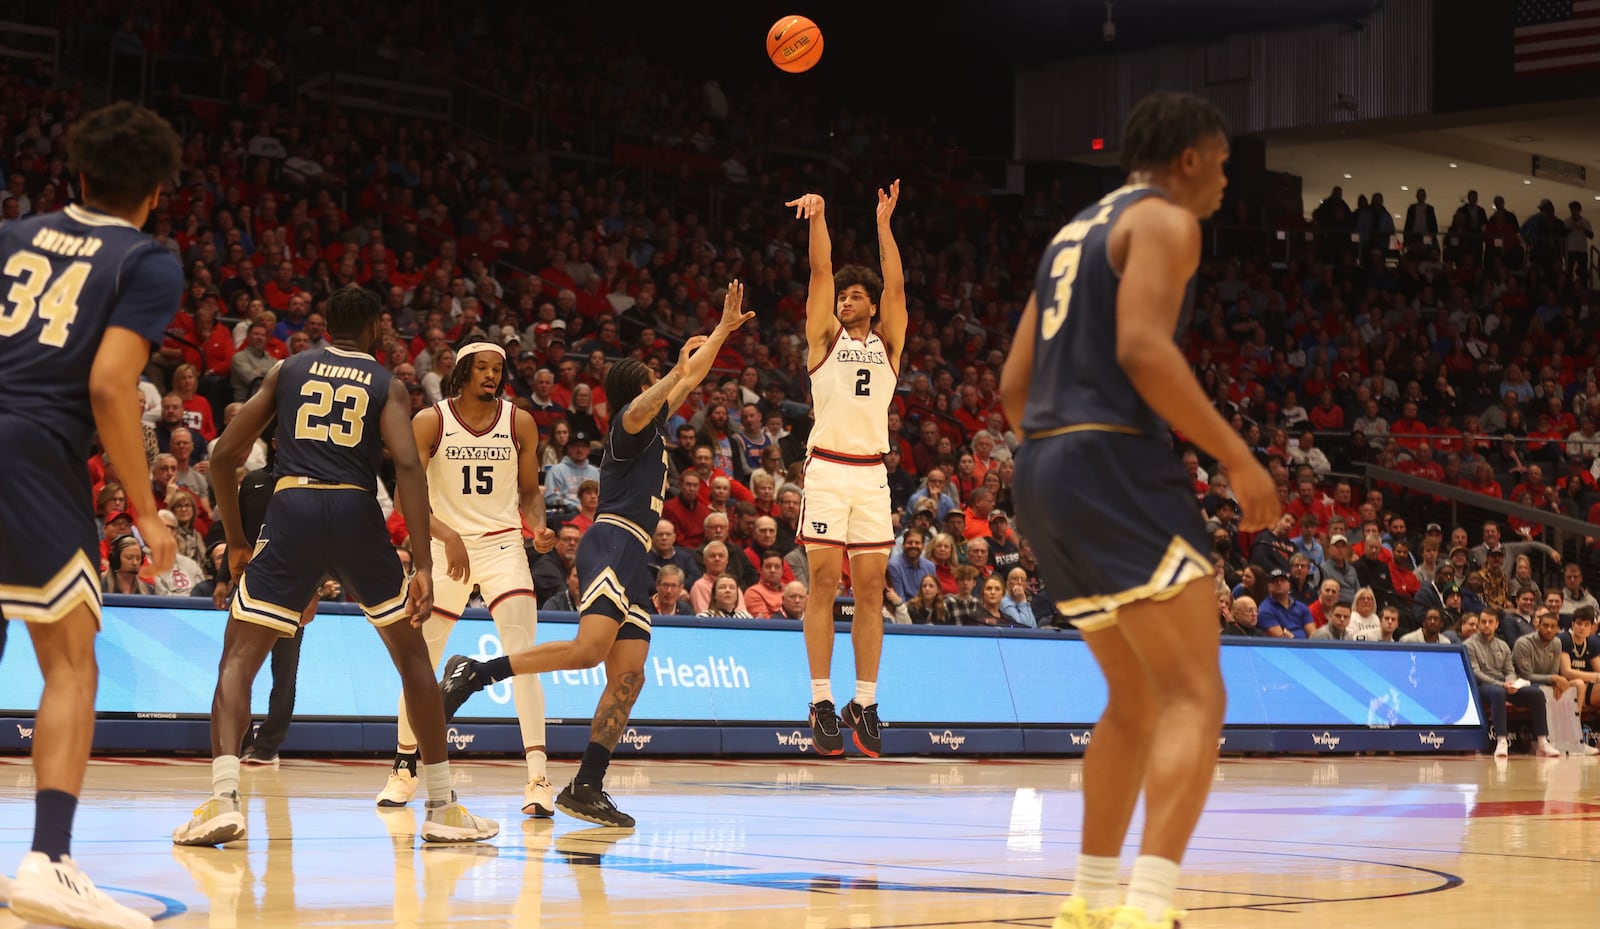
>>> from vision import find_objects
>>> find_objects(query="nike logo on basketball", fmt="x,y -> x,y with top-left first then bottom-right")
773,18 -> 795,41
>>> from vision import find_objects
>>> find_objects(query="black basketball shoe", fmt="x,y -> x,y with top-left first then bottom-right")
439,655 -> 486,722
808,699 -> 844,756
555,781 -> 636,828
841,700 -> 882,757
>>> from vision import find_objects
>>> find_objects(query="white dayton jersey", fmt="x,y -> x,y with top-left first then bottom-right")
427,398 -> 523,538
807,327 -> 895,456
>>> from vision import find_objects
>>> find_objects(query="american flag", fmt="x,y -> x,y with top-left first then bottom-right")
1516,0 -> 1600,76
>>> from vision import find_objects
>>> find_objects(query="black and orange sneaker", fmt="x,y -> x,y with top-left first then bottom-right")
808,700 -> 844,756
841,700 -> 882,757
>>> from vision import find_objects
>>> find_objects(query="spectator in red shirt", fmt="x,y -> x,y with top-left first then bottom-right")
1285,477 -> 1330,530
1308,389 -> 1345,431
1389,401 -> 1428,452
1511,465 -> 1556,510
1328,481 -> 1362,529
1431,413 -> 1462,454
1397,442 -> 1445,482
263,259 -> 302,310
663,471 -> 709,549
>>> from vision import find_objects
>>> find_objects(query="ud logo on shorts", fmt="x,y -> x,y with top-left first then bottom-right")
811,521 -> 828,534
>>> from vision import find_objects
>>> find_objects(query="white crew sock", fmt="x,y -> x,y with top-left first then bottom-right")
422,761 -> 453,807
212,755 -> 240,798
853,680 -> 876,707
1124,855 -> 1181,921
526,749 -> 548,780
811,679 -> 833,704
1074,853 -> 1121,910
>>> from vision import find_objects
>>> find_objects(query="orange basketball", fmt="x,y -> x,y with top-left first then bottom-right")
767,15 -> 823,73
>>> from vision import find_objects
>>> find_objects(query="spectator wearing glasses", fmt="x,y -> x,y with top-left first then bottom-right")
906,468 -> 957,522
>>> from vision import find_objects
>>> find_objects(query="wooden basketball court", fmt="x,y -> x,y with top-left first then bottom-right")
0,753 -> 1595,927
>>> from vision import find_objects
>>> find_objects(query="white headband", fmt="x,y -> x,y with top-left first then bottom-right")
456,341 -> 507,362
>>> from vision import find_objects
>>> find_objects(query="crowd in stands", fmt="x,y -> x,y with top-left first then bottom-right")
11,5 -> 1600,697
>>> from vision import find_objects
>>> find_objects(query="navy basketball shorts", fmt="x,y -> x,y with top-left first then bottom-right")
233,480 -> 408,637
1013,429 -> 1213,630
574,516 -> 654,642
0,415 -> 102,626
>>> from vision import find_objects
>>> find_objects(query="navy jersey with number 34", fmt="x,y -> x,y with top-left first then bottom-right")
0,205 -> 183,456
1021,185 -> 1196,438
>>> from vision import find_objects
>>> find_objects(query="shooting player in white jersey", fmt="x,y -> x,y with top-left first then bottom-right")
785,181 -> 907,758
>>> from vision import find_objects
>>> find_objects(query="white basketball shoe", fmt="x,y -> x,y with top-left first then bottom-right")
377,767 -> 419,807
523,777 -> 555,817
9,852 -> 153,929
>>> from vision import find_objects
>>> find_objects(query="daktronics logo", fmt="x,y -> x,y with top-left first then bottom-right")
929,730 -> 966,750
1311,731 -> 1342,749
620,728 -> 653,750
15,723 -> 33,740
446,727 -> 475,750
775,730 -> 814,752
1418,731 -> 1446,748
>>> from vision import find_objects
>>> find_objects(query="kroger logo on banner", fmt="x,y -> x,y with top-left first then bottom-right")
620,728 -> 653,750
1418,731 -> 1446,749
446,727 -> 475,750
928,730 -> 966,750
1311,731 -> 1341,749
775,730 -> 813,752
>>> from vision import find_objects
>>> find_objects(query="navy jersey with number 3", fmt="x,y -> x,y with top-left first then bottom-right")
1021,185 -> 1196,437
0,205 -> 183,457
271,347 -> 393,489
597,400 -> 671,530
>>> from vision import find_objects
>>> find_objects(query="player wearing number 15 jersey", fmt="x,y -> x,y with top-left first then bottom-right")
438,281 -> 754,828
174,285 -> 498,849
0,102 -> 182,929
784,181 -> 907,759
1000,92 -> 1278,929
377,336 -> 556,819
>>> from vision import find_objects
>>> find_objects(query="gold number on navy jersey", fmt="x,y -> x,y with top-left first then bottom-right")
0,251 -> 90,348
652,448 -> 669,517
854,368 -> 871,396
294,379 -> 369,447
1040,198 -> 1118,342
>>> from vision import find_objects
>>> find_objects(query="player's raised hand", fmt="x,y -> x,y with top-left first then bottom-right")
531,526 -> 556,553
1230,458 -> 1281,533
677,335 -> 709,368
136,511 -> 177,574
717,280 -> 755,332
407,569 -> 435,628
876,178 -> 901,225
785,193 -> 824,220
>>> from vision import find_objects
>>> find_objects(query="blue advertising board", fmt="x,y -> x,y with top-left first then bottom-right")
0,597 -> 1485,755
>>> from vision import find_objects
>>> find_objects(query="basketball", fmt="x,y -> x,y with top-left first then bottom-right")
767,15 -> 823,73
